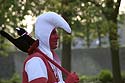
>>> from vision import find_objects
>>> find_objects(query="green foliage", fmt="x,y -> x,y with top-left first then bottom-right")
0,0 -> 47,56
118,14 -> 125,24
0,37 -> 11,56
98,69 -> 112,83
79,72 -> 125,83
79,75 -> 101,83
121,71 -> 125,80
79,72 -> 122,83
0,73 -> 21,83
0,0 -> 124,48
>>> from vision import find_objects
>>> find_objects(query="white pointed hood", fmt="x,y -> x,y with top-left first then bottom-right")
35,12 -> 71,59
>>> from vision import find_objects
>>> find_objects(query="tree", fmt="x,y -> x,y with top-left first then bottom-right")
88,0 -> 123,82
67,0 -> 123,82
0,1 -> 124,83
61,0 -> 72,73
0,0 -> 51,55
0,0 -> 26,55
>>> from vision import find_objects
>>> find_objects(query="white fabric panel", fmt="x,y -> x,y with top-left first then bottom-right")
38,42 -> 54,60
25,57 -> 48,82
57,68 -> 64,82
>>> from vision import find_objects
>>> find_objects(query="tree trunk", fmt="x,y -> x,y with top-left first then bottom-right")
62,34 -> 71,72
96,24 -> 102,47
90,2 -> 122,82
61,0 -> 72,74
86,23 -> 90,48
103,0 -> 123,82
109,22 -> 123,83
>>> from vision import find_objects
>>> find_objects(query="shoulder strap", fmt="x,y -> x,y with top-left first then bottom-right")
35,48 -> 70,76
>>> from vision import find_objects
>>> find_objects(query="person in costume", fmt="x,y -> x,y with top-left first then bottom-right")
0,12 -> 79,83
23,12 -> 79,83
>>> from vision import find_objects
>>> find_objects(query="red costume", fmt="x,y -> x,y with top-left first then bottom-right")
22,12 -> 79,83
23,50 -> 58,83
0,12 -> 79,83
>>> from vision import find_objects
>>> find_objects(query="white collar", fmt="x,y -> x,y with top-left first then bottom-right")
38,40 -> 53,60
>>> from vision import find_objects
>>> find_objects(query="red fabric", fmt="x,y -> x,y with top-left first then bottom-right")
28,40 -> 39,55
22,70 -> 28,83
65,72 -> 79,83
36,48 -> 70,76
51,50 -> 61,64
22,52 -> 58,83
29,77 -> 47,83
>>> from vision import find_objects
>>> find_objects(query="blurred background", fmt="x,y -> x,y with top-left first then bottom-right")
0,0 -> 125,83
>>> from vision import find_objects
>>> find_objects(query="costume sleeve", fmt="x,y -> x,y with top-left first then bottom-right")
25,57 -> 48,82
29,77 -> 47,83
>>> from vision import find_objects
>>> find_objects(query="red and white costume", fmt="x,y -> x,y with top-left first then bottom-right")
22,12 -> 79,83
23,49 -> 64,83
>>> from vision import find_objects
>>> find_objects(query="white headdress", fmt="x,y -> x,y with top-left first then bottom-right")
35,12 -> 71,59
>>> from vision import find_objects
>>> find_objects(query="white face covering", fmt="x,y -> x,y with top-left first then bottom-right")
35,12 -> 71,59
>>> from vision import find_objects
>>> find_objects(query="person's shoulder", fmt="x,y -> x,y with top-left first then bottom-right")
24,52 -> 42,64
25,56 -> 47,75
26,57 -> 42,65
